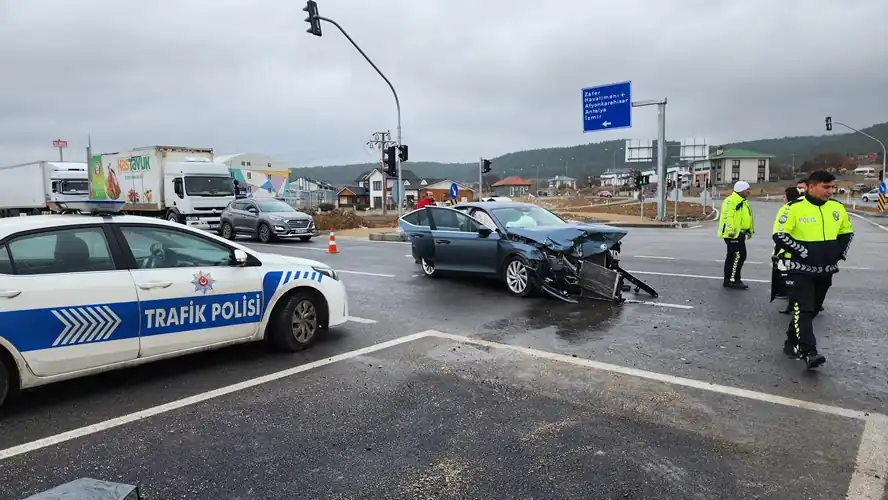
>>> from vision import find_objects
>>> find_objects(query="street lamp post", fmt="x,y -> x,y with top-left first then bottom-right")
826,117 -> 887,179
305,3 -> 405,216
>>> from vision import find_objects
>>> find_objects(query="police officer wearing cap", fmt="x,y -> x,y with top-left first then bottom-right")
772,170 -> 853,370
718,181 -> 754,289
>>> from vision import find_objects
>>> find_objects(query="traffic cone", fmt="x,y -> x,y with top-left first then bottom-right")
326,226 -> 339,254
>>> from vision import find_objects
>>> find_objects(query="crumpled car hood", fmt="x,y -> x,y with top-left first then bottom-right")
507,223 -> 628,256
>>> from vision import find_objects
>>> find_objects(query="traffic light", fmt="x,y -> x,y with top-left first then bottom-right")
383,146 -> 397,176
398,145 -> 408,162
880,169 -> 884,181
482,159 -> 491,173
303,0 -> 322,37
635,174 -> 643,187
676,172 -> 682,184
825,116 -> 832,132
644,175 -> 650,185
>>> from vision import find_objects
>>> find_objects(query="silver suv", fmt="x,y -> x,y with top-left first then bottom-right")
219,198 -> 318,243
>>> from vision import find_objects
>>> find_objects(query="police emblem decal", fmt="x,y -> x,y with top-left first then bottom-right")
191,271 -> 216,294
779,214 -> 788,223
833,210 -> 840,221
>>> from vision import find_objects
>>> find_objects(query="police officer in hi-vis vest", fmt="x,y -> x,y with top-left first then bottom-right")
718,181 -> 754,289
772,170 -> 853,370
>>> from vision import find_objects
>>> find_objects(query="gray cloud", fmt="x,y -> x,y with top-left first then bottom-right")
1,0 -> 885,167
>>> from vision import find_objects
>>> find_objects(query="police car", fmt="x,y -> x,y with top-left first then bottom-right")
0,202 -> 348,408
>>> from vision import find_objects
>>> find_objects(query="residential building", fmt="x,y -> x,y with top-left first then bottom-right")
336,186 -> 370,208
690,147 -> 774,186
548,175 -> 577,190
216,153 -> 291,199
287,177 -> 337,208
599,168 -> 634,187
353,168 -> 424,208
491,176 -> 532,197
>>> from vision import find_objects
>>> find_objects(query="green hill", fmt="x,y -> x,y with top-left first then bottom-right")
289,121 -> 888,186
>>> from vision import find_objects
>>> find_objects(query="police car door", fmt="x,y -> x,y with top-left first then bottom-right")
0,224 -> 141,377
114,224 -> 263,357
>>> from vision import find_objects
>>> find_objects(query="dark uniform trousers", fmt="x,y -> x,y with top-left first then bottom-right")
723,233 -> 747,283
784,273 -> 833,353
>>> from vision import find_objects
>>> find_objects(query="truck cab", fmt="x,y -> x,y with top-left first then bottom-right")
164,158 -> 235,232
46,164 -> 89,211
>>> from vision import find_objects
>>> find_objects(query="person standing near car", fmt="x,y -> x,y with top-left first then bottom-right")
718,181 -> 754,289
772,170 -> 853,369
416,192 -> 435,209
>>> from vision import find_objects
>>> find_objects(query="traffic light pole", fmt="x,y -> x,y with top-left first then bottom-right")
830,119 -> 887,181
315,15 -> 404,216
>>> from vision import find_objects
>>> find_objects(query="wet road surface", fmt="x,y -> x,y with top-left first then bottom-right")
1,201 -> 886,499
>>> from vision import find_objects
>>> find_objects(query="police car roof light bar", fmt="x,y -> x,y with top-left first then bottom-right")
58,200 -> 128,216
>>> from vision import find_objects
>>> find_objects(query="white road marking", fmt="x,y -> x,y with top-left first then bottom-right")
338,270 -> 396,278
847,415 -> 888,499
347,316 -> 377,324
404,254 -> 413,258
627,270 -> 769,283
711,259 -> 766,265
3,329 -> 885,499
249,243 -> 326,252
850,212 -> 888,233
687,225 -> 703,229
0,332 -> 431,461
632,255 -> 674,260
423,331 -> 886,500
623,300 -> 694,310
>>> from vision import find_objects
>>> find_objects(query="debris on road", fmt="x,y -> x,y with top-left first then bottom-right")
297,208 -> 398,231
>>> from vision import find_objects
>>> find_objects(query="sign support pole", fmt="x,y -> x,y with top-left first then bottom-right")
630,99 -> 668,220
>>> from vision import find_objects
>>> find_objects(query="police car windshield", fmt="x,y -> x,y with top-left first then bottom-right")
184,176 -> 235,197
491,206 -> 566,228
255,200 -> 295,212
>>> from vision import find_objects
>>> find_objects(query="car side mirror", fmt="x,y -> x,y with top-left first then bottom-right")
477,227 -> 493,238
247,207 -> 258,214
233,249 -> 248,266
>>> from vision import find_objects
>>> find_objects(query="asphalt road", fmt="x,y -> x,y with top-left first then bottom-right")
2,201 -> 887,499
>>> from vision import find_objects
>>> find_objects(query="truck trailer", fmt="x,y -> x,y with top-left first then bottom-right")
0,161 -> 89,217
89,145 -> 235,231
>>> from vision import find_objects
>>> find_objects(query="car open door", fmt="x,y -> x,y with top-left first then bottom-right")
398,208 -> 435,264
425,206 -> 499,274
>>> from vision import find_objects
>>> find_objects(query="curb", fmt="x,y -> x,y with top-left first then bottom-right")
369,232 -> 408,242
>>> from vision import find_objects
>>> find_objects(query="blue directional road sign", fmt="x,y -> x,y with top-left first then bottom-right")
582,81 -> 632,133
879,180 -> 886,194
450,182 -> 459,200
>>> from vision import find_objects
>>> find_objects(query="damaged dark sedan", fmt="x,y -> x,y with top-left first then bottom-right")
398,201 -> 657,303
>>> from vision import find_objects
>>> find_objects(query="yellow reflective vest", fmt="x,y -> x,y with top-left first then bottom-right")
772,196 -> 854,275
718,192 -> 754,238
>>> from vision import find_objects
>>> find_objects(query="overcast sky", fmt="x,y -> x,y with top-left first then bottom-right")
1,0 -> 886,168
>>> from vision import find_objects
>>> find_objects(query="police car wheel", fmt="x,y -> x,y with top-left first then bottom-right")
258,223 -> 273,243
0,360 -> 9,409
270,291 -> 323,352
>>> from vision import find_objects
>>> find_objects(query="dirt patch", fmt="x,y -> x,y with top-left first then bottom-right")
298,208 -> 397,231
559,201 -> 714,222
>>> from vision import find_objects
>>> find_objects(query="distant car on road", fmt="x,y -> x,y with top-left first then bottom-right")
0,206 -> 347,409
219,198 -> 318,243
398,201 -> 657,303
598,190 -> 614,198
861,189 -> 879,203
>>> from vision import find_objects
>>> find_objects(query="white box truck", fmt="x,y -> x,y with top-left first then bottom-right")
89,145 -> 235,230
0,161 -> 89,217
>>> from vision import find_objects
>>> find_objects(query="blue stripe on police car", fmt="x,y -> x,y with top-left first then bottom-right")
139,292 -> 263,336
1,269 -> 322,353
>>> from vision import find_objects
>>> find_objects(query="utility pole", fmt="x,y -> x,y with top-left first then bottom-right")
367,131 -> 395,215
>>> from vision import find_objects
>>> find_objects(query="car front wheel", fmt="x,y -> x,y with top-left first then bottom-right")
257,223 -> 273,243
504,256 -> 534,297
0,359 -> 10,410
269,291 -> 324,352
